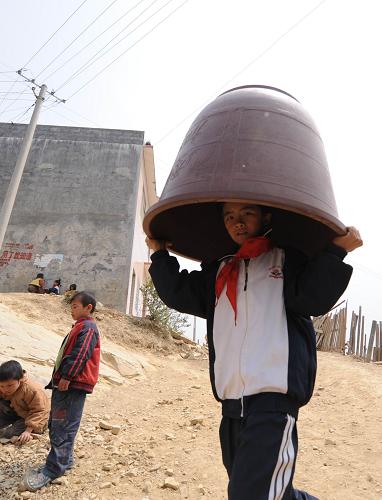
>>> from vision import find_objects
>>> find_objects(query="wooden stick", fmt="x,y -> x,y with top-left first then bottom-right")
366,320 -> 377,362
356,307 -> 362,356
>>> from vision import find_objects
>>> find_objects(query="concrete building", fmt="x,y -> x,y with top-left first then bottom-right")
0,123 -> 157,313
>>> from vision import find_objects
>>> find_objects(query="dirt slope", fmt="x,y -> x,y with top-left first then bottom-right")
0,294 -> 381,500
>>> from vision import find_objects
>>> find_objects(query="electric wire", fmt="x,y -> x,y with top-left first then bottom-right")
56,0 -> 165,92
67,0 -> 190,99
155,0 -> 326,145
44,0 -> 147,82
23,0 -> 89,68
0,73 -> 27,114
9,103 -> 36,123
36,0 -> 120,79
0,83 -> 37,118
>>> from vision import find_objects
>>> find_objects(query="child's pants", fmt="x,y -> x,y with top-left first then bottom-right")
44,389 -> 86,478
0,399 -> 26,438
220,395 -> 318,500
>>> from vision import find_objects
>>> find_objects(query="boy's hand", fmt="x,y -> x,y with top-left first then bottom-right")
16,430 -> 32,445
57,378 -> 70,391
332,226 -> 363,252
145,236 -> 172,252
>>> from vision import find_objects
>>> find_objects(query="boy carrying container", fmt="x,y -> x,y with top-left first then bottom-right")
144,86 -> 363,499
0,360 -> 49,444
23,291 -> 101,492
147,207 -> 362,499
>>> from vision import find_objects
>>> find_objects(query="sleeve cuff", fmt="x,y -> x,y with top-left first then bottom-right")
150,249 -> 170,262
326,243 -> 347,260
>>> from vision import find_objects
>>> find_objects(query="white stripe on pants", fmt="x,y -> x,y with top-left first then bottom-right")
268,414 -> 296,500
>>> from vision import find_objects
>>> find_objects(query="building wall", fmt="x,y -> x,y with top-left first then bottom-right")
0,123 -> 145,311
127,144 -> 158,317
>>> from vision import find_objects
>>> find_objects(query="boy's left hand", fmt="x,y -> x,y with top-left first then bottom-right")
57,378 -> 70,391
332,226 -> 363,252
16,430 -> 32,445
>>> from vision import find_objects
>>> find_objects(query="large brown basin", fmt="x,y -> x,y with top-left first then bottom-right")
144,85 -> 345,262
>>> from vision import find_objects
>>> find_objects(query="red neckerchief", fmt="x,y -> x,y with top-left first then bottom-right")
215,236 -> 272,322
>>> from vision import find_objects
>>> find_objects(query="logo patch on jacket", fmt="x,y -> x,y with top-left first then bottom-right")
269,266 -> 284,279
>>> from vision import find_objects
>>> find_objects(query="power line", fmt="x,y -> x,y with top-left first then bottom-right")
155,0 -> 326,145
44,0 -> 147,82
67,0 -> 190,99
56,0 -> 164,92
0,80 -> 28,83
60,105 -> 102,127
0,73 -> 27,114
23,0 -> 89,68
0,98 -> 36,102
36,0 -> 120,79
0,91 -> 35,95
9,103 -> 36,124
0,105 -> 34,115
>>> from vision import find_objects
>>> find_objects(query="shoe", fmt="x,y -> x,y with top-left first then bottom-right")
23,469 -> 52,492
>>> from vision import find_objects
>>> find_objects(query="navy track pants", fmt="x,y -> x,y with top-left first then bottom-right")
219,411 -> 318,500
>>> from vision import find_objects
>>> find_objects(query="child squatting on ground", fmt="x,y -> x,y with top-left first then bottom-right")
0,360 -> 50,444
147,203 -> 362,500
23,291 -> 101,492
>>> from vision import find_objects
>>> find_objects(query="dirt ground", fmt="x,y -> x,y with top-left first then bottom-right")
1,295 -> 382,499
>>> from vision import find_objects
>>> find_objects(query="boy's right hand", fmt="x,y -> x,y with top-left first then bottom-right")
145,237 -> 171,253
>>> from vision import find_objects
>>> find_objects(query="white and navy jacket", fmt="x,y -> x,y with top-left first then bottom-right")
149,244 -> 352,414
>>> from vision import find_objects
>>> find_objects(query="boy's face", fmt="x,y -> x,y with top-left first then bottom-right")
223,202 -> 270,246
71,299 -> 93,320
0,379 -> 21,397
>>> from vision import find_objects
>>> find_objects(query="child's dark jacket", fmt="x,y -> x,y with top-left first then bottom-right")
50,317 -> 100,393
149,244 -> 352,409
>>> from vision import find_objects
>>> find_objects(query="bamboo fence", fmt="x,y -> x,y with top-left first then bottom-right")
313,304 -> 382,362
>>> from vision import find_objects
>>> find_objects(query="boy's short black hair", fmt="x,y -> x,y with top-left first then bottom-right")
0,360 -> 24,381
37,273 -> 44,279
70,291 -> 96,313
69,284 -> 77,291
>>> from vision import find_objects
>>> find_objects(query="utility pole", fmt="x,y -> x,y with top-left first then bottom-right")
0,84 -> 47,250
192,315 -> 197,343
0,68 -> 66,251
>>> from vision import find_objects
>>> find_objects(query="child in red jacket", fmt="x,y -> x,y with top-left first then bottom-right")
23,292 -> 100,492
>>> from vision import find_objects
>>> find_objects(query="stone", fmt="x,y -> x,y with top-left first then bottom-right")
149,464 -> 161,472
142,480 -> 152,493
52,477 -> 69,486
102,464 -> 112,471
77,451 -> 86,459
162,477 -> 180,490
92,436 -> 105,445
99,482 -> 112,489
111,426 -> 121,435
165,433 -> 175,441
125,469 -> 138,477
198,484 -> 207,495
190,417 -> 204,426
191,385 -> 201,389
165,468 -> 174,476
324,439 -> 336,446
99,421 -> 113,430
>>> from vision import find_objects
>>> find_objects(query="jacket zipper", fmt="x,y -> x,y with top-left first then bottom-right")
239,260 -> 250,417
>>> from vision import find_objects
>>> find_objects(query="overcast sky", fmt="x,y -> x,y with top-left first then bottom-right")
0,0 -> 381,341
